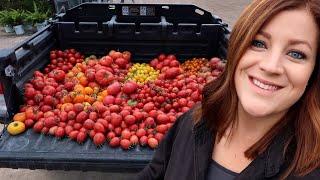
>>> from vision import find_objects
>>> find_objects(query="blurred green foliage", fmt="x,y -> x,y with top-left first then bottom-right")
0,0 -> 53,14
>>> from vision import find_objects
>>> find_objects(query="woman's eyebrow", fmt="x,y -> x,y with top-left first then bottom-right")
258,30 -> 271,39
288,39 -> 312,51
258,30 -> 312,51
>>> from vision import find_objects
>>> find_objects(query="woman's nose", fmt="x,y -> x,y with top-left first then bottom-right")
259,51 -> 284,75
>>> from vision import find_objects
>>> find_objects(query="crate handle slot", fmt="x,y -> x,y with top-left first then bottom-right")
109,5 -> 116,10
79,22 -> 98,33
22,42 -> 35,50
195,9 -> 204,16
162,6 -> 169,10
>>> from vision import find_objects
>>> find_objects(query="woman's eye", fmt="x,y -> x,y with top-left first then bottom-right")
288,51 -> 306,60
251,40 -> 266,49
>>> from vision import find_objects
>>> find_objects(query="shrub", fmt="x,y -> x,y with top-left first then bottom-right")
0,10 -> 14,26
0,9 -> 25,26
25,1 -> 49,25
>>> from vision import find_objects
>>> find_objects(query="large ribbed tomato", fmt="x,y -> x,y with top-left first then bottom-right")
48,69 -> 66,82
95,69 -> 114,86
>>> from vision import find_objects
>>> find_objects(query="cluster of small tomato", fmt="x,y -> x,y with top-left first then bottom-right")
44,49 -> 85,74
181,57 -> 209,75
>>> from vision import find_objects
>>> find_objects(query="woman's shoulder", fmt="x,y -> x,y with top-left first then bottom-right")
288,168 -> 320,179
171,104 -> 209,137
173,107 -> 195,131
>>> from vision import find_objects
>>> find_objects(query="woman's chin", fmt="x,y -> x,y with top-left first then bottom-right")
240,103 -> 273,118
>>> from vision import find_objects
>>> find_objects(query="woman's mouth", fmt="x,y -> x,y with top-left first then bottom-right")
249,76 -> 283,92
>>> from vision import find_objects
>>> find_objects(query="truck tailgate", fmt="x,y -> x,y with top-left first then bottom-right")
0,129 -> 153,171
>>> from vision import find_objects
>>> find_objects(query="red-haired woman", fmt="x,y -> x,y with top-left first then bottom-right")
137,0 -> 320,179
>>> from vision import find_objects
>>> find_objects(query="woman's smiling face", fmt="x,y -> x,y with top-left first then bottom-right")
234,8 -> 318,119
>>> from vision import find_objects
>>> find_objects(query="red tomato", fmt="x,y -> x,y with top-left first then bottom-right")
121,129 -> 131,140
64,125 -> 73,135
75,111 -> 88,123
130,135 -> 139,146
99,55 -> 113,67
124,115 -> 136,125
24,119 -> 35,128
136,128 -> 147,138
156,124 -> 168,134
110,113 -> 122,127
148,137 -> 159,149
107,131 -> 116,140
76,131 -> 87,144
48,69 -> 65,82
83,119 -> 95,130
33,121 -> 44,133
154,133 -> 164,142
109,137 -> 120,148
96,118 -> 109,129
93,133 -> 106,146
94,122 -> 105,133
55,127 -> 65,138
120,139 -> 131,150
95,69 -> 114,86
68,130 -> 79,140
25,87 -> 36,99
139,136 -> 148,146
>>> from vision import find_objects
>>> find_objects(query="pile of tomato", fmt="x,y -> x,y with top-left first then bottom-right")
9,48 -> 225,150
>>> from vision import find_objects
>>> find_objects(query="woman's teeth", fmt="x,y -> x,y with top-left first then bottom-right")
252,78 -> 279,91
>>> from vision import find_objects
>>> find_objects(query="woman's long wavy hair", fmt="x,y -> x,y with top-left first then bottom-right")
193,0 -> 320,178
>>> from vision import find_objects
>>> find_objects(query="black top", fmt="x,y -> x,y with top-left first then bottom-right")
206,160 -> 239,180
137,108 -> 320,180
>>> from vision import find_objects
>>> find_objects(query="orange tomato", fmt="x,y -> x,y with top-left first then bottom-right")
72,67 -> 80,74
74,85 -> 85,94
74,84 -> 83,90
13,112 -> 26,122
69,91 -> 78,99
79,76 -> 88,87
73,94 -> 85,103
66,72 -> 75,78
76,72 -> 85,78
76,63 -> 86,72
96,95 -> 103,102
84,95 -> 95,104
61,103 -> 74,112
84,87 -> 94,95
62,95 -> 73,103
93,86 -> 100,94
56,103 -> 62,109
100,89 -> 108,97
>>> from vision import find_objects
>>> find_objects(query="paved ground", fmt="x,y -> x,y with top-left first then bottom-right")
0,29 -> 31,49
0,0 -> 251,179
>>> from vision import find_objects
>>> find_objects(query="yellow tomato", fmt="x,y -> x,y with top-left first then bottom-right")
7,121 -> 25,135
126,63 -> 159,84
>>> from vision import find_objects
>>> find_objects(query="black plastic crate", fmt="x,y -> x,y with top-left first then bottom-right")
0,3 -> 229,172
